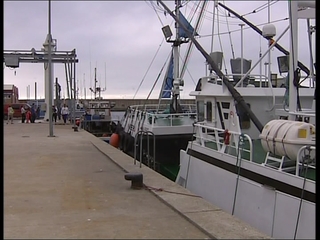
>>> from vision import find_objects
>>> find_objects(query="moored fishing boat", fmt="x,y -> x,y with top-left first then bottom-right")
116,0 -> 203,180
81,67 -> 117,137
170,0 -> 316,239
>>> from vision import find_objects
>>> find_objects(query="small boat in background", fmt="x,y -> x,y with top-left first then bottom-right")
80,66 -> 117,137
81,99 -> 117,137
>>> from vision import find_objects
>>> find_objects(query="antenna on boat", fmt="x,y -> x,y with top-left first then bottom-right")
76,78 -> 79,100
79,74 -> 81,99
90,61 -> 92,99
89,67 -> 98,99
104,62 -> 107,92
83,73 -> 86,100
89,67 -> 105,100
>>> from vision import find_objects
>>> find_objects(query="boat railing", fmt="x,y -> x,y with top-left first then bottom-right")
125,104 -> 197,128
203,74 -> 273,88
144,110 -> 196,127
226,73 -> 270,88
193,122 -> 253,161
295,145 -> 316,177
209,73 -> 315,89
128,103 -> 196,112
286,110 -> 316,118
274,108 -> 316,125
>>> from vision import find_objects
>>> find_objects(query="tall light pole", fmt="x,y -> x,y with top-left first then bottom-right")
47,0 -> 54,136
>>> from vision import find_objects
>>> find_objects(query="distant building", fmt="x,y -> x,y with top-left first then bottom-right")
4,84 -> 19,104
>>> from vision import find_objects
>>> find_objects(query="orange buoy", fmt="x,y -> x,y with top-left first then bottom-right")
109,133 -> 120,148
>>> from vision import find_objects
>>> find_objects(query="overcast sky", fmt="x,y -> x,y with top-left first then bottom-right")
4,1 -> 315,100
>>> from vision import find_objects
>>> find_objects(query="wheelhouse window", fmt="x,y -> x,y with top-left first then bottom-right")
197,101 -> 205,122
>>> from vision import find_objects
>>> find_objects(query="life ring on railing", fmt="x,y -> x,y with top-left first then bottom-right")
223,129 -> 230,145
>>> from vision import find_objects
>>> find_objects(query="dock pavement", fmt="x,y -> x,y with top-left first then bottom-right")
4,119 -> 271,239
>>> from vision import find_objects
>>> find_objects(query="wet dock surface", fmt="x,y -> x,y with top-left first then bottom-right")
4,120 -> 271,239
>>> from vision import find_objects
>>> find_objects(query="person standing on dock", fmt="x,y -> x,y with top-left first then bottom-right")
52,105 -> 58,123
30,103 -> 36,123
21,105 -> 26,123
6,105 -> 14,124
26,109 -> 31,123
57,106 -> 61,121
61,104 -> 69,125
36,106 -> 40,119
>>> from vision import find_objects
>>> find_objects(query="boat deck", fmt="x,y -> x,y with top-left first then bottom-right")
4,119 -> 271,239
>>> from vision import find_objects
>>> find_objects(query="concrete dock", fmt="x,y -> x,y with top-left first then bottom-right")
4,120 -> 271,239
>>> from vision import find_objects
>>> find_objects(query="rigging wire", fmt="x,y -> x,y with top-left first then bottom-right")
180,1 -> 207,80
146,0 -> 166,26
241,0 -> 279,17
200,17 -> 288,38
144,0 -> 288,98
144,50 -> 172,100
133,0 -> 177,99
222,1 -> 235,60
145,0 -> 165,14
294,149 -> 311,240
185,0 -> 284,27
132,39 -> 165,99
185,1 -> 236,23
232,134 -> 245,216
184,0 -> 199,26
179,53 -> 197,86
146,0 -> 205,95
210,2 -> 216,53
216,3 -> 228,75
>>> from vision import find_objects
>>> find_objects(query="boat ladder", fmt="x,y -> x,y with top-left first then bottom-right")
262,152 -> 297,173
134,130 -> 156,170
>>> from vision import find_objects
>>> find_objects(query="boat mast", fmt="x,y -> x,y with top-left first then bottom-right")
158,0 -> 264,132
89,67 -> 98,99
288,1 -> 315,119
288,1 -> 298,120
172,0 -> 182,113
104,62 -> 107,92
94,67 -> 97,99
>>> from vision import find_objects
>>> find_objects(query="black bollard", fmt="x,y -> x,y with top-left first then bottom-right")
124,173 -> 143,189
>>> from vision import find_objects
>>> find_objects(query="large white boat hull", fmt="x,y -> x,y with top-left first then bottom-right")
177,145 -> 315,239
